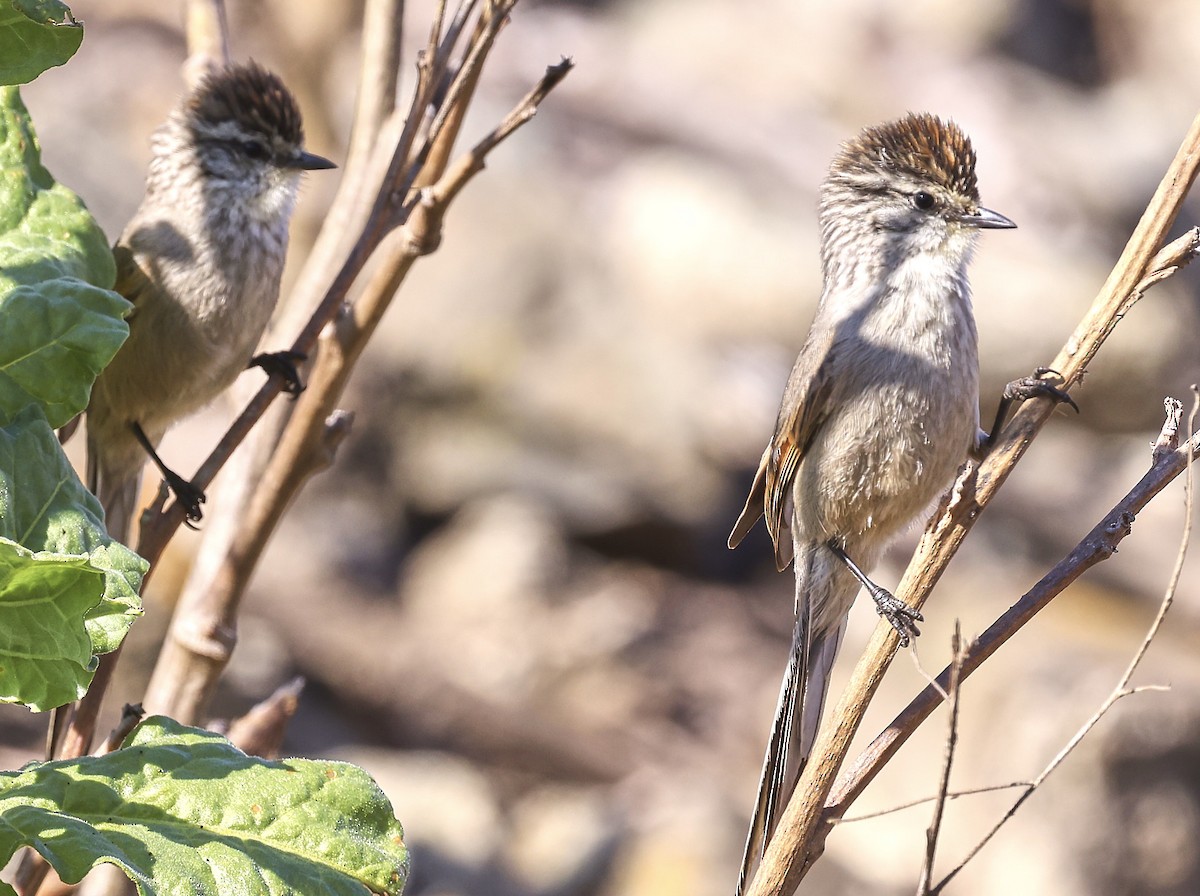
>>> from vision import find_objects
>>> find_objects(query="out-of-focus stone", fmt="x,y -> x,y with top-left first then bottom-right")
400,495 -> 567,700
505,785 -> 618,894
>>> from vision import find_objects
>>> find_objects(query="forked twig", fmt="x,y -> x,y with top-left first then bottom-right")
839,782 -> 1033,823
830,397 -> 1199,822
56,1 -> 572,752
134,20 -> 572,726
917,625 -> 966,894
927,390 -> 1195,893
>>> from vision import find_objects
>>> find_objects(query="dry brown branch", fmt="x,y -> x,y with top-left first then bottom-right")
927,389 -> 1196,893
135,0 -> 416,705
132,22 -> 431,567
744,111 -> 1200,896
416,1 -> 515,188
917,625 -> 966,895
183,0 -> 229,85
135,21 -> 572,725
224,677 -> 305,759
53,1 -> 571,755
96,704 -> 145,756
829,397 -> 1200,820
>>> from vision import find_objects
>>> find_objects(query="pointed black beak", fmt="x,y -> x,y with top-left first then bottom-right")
292,150 -> 338,171
961,206 -> 1016,230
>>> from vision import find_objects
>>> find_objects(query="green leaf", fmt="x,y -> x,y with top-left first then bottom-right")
0,717 -> 410,896
0,1 -> 83,85
0,540 -> 99,707
0,405 -> 144,710
0,85 -> 129,428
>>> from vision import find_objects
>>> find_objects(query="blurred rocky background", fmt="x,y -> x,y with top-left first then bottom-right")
5,1 -> 1200,894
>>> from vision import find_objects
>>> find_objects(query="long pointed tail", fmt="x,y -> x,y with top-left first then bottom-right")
85,416 -> 144,546
735,549 -> 849,895
736,612 -> 804,896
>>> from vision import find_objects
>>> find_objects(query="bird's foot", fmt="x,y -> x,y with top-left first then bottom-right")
162,469 -> 206,529
867,584 -> 923,647
250,350 -> 307,398
1003,368 -> 1079,414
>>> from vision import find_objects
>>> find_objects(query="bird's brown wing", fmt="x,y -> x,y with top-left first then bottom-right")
728,325 -> 836,571
111,244 -> 152,314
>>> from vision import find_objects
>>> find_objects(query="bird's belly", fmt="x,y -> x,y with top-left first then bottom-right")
794,380 -> 975,544
95,282 -> 271,435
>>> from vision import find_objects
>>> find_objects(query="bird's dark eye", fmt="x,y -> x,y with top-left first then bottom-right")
239,140 -> 270,161
912,190 -> 936,211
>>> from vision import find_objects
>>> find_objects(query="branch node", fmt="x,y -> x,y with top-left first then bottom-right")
1153,397 -> 1185,461
401,188 -> 444,255
318,409 -> 356,468
174,616 -> 238,661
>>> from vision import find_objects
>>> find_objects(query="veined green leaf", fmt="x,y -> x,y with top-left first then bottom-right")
0,406 -> 144,710
0,1 -> 83,85
0,717 -> 410,895
0,85 -> 128,428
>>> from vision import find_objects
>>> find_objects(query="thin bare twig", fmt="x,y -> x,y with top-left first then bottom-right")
918,625 -> 966,895
745,112 -> 1200,896
839,782 -> 1034,823
208,56 -> 575,620
430,56 -> 573,206
57,0 -> 572,750
414,0 -> 517,192
135,8 -> 434,723
133,12 -> 445,563
831,405 -> 1200,821
929,389 -> 1196,893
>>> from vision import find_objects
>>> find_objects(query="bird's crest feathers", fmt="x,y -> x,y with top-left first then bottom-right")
186,61 -> 304,147
831,112 -> 980,202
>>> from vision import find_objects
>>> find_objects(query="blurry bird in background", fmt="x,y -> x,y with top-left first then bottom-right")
48,63 -> 334,764
85,61 -> 334,543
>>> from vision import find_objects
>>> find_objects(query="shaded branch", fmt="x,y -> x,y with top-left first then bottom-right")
345,0 -> 404,177
225,677 -> 306,759
917,625 -> 966,895
929,390 -> 1196,893
829,402 -> 1199,821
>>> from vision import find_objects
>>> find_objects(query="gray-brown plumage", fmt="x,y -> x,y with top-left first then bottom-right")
86,62 -> 334,541
730,113 -> 1015,895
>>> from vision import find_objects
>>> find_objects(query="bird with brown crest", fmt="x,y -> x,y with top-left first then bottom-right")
728,112 -> 1074,894
85,61 -> 335,543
